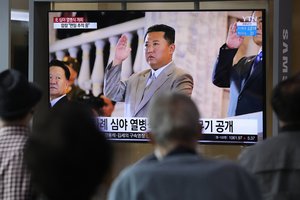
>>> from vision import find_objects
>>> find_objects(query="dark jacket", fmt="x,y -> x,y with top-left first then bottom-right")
213,44 -> 263,116
238,125 -> 300,200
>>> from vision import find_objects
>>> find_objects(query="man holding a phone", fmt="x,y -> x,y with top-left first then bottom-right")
212,11 -> 263,117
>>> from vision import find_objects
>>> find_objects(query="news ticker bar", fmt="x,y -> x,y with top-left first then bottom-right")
53,22 -> 97,29
96,117 -> 258,135
53,17 -> 85,23
103,132 -> 258,143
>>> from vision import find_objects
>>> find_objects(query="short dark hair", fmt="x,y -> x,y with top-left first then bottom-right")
271,73 -> 300,124
49,59 -> 71,80
144,24 -> 175,45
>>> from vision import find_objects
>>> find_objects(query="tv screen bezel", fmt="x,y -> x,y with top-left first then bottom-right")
47,9 -> 266,145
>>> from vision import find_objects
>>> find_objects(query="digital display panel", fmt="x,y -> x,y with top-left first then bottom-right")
48,10 -> 265,144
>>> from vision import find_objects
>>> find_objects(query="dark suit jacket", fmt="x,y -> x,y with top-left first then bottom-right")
212,44 -> 263,116
104,62 -> 193,117
51,95 -> 69,110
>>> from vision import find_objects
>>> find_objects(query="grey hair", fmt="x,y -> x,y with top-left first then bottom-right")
148,92 -> 201,146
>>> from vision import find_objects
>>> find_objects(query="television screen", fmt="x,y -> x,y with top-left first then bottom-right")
48,10 -> 265,144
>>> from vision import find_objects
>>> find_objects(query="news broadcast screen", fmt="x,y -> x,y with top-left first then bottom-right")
48,10 -> 265,144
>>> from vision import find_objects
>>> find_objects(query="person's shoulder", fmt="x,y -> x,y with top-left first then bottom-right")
241,133 -> 289,154
168,64 -> 193,78
203,157 -> 259,186
60,95 -> 69,102
135,153 -> 158,165
138,68 -> 152,75
130,68 -> 151,79
173,155 -> 256,184
163,154 -> 244,174
240,131 -> 300,158
202,156 -> 245,171
237,135 -> 288,172
57,95 -> 69,103
115,160 -> 155,184
52,96 -> 70,109
238,140 -> 268,161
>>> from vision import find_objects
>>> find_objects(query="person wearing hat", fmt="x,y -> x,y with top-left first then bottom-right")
49,59 -> 71,108
0,69 -> 42,200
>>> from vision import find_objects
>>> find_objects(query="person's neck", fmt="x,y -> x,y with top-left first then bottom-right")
154,142 -> 196,160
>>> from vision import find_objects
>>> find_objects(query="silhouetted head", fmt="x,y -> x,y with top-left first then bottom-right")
271,73 -> 300,126
25,102 -> 112,200
148,92 -> 201,154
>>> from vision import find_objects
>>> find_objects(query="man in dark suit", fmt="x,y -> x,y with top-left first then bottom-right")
212,11 -> 263,116
49,59 -> 70,108
104,24 -> 193,117
238,73 -> 300,199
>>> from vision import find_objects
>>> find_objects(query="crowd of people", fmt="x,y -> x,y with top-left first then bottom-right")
1,20 -> 300,200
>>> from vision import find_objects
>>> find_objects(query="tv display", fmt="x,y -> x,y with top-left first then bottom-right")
48,10 -> 265,144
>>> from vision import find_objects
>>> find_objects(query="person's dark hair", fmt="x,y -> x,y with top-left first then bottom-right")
148,92 -> 201,146
271,73 -> 300,124
63,56 -> 80,74
49,59 -> 71,80
144,24 -> 175,45
24,102 -> 112,200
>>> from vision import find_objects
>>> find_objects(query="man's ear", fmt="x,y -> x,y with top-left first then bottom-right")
169,44 -> 175,54
64,81 -> 70,93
